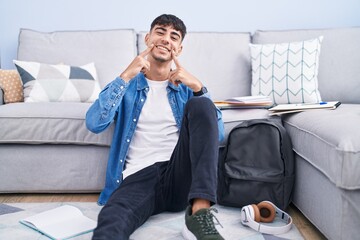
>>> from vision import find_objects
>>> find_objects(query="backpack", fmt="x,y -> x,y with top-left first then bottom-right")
217,117 -> 295,210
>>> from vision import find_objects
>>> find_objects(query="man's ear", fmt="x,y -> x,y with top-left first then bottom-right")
176,45 -> 183,56
145,33 -> 150,47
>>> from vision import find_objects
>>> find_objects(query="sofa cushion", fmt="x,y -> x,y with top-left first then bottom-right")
138,32 -> 252,100
17,29 -> 137,88
0,102 -> 113,146
0,69 -> 24,103
14,61 -> 101,103
250,37 -> 323,104
14,60 -> 101,102
282,104 -> 360,189
252,27 -> 360,104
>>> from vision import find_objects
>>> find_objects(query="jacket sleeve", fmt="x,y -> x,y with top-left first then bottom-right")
216,107 -> 225,142
86,77 -> 128,134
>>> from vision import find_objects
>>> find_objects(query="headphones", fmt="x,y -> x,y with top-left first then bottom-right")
240,201 -> 293,235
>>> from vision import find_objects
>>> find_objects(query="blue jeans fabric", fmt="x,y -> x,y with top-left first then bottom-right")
92,97 -> 220,239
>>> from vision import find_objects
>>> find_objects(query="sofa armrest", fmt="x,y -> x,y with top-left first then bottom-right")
0,87 -> 4,105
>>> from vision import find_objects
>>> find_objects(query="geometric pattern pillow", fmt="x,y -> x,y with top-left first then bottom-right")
0,69 -> 24,103
13,60 -> 101,103
250,36 -> 323,104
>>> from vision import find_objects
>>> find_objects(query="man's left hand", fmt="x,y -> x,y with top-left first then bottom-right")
169,50 -> 202,92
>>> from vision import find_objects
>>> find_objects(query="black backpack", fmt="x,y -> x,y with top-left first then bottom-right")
217,117 -> 295,210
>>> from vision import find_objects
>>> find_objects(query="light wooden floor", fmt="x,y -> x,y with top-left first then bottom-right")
0,193 -> 326,240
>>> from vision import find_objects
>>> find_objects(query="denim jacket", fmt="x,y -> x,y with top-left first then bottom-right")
86,73 -> 224,205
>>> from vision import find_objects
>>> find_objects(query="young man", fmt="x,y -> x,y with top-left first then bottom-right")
86,14 -> 225,240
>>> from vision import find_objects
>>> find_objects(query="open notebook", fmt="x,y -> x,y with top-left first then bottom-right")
20,205 -> 97,240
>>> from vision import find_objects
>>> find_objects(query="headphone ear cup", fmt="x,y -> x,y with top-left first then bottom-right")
251,204 -> 261,222
257,201 -> 276,223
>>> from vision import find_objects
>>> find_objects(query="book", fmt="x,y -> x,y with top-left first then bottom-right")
268,101 -> 341,116
214,95 -> 273,110
19,205 -> 97,240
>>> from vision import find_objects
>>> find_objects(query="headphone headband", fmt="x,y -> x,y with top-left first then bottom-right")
240,201 -> 293,235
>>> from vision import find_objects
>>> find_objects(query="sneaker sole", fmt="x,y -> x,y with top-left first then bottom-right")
182,225 -> 197,240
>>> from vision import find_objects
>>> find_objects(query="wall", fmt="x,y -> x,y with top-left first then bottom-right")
1,0 -> 360,69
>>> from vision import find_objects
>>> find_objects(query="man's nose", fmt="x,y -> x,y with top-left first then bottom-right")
160,34 -> 171,44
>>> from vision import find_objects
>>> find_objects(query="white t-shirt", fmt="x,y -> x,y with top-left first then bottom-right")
122,79 -> 179,179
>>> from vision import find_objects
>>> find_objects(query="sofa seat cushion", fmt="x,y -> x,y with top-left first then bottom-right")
221,108 -> 269,123
0,102 -> 113,146
282,104 -> 360,189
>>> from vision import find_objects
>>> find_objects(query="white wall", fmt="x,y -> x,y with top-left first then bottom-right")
1,0 -> 360,69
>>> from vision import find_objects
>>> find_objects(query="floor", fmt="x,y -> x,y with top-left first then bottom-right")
0,193 -> 327,240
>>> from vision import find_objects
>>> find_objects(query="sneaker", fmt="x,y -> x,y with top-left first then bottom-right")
182,206 -> 224,240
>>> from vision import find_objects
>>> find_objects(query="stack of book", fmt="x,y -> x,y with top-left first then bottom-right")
214,95 -> 273,110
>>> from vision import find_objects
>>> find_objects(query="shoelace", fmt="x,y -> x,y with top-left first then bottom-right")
194,207 -> 223,235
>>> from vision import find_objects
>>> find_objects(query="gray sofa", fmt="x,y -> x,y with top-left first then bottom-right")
0,27 -> 359,239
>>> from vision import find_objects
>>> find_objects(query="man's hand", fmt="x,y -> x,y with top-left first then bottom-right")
120,44 -> 154,82
169,50 -> 202,92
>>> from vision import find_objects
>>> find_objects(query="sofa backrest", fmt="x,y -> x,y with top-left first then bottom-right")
138,32 -> 252,100
252,27 -> 360,104
16,27 -> 359,104
17,29 -> 137,88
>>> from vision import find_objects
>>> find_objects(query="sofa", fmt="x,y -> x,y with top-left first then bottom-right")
0,27 -> 359,239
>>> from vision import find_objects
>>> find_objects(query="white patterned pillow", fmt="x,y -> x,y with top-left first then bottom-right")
13,60 -> 101,102
250,37 -> 323,104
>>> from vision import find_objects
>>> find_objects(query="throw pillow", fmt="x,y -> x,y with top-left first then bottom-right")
13,60 -> 101,102
250,36 -> 323,104
0,69 -> 24,103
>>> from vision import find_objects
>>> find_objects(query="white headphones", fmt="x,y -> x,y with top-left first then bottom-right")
240,201 -> 293,235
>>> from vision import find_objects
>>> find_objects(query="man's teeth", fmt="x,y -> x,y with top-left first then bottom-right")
157,45 -> 170,52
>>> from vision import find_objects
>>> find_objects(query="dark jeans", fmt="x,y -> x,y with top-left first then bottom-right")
92,97 -> 220,240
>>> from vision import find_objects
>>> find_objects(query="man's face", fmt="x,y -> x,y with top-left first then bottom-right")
145,24 -> 183,62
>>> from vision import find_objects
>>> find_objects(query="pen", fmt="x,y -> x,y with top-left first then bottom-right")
296,102 -> 327,106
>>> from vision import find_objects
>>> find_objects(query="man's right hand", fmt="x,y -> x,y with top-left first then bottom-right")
120,44 -> 154,82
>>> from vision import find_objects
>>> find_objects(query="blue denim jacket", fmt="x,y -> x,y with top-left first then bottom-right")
86,73 -> 224,205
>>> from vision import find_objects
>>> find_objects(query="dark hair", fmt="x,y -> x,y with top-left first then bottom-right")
150,14 -> 187,41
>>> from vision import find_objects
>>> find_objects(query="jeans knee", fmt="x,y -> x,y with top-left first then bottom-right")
185,97 -> 216,118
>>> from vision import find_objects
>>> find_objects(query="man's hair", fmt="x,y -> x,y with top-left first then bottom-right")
150,14 -> 187,41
